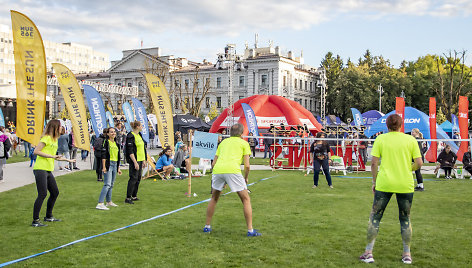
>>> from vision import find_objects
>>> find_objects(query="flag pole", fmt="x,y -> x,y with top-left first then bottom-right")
187,130 -> 193,197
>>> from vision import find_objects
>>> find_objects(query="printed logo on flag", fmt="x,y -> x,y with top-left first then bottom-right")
192,131 -> 219,159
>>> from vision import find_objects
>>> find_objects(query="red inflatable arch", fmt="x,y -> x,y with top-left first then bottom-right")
209,95 -> 323,135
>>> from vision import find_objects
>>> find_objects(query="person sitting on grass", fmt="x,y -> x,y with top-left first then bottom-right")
203,123 -> 261,237
156,146 -> 174,179
436,145 -> 457,179
173,144 -> 190,175
359,114 -> 423,264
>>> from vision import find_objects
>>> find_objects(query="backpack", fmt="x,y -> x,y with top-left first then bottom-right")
93,135 -> 104,158
0,137 -> 11,159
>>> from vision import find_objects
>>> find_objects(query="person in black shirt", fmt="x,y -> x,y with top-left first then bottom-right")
462,145 -> 472,175
437,145 -> 457,179
310,132 -> 333,189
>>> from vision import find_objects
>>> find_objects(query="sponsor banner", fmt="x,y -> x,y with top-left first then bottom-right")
395,97 -> 405,132
456,96 -> 469,161
351,108 -> 364,127
106,111 -> 115,128
144,73 -> 174,149
451,114 -> 459,134
241,103 -> 260,137
425,97 -> 437,162
52,63 -> 90,151
11,11 -> 47,145
192,131 -> 219,159
0,108 -> 4,127
83,85 -> 107,136
132,98 -> 149,143
122,102 -> 134,132
147,114 -> 157,132
221,116 -> 316,129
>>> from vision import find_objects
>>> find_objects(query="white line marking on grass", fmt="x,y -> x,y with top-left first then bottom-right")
0,175 -> 279,267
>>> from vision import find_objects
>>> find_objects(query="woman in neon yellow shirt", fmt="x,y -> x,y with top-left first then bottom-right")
32,120 -> 76,227
124,121 -> 147,204
96,128 -> 122,210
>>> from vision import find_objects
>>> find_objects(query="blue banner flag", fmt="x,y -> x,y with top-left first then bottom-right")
241,103 -> 260,137
451,114 -> 459,133
106,111 -> 115,128
83,85 -> 107,136
0,107 -> 4,127
351,108 -> 364,127
122,102 -> 134,132
132,98 -> 149,143
192,131 -> 219,159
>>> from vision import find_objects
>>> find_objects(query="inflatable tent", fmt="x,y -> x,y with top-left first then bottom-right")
362,110 -> 384,127
365,107 -> 459,151
440,120 -> 453,136
209,95 -> 323,135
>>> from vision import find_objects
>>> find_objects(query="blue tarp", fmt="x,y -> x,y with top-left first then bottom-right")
365,107 -> 459,152
440,120 -> 453,133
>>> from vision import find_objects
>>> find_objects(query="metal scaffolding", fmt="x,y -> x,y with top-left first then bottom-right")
47,77 -> 139,97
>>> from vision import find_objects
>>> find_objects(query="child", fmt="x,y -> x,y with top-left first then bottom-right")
29,146 -> 37,167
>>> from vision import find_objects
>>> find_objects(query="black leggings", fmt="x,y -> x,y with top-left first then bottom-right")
414,169 -> 423,184
127,161 -> 143,198
442,167 -> 452,177
33,170 -> 59,220
313,158 -> 332,186
250,146 -> 256,157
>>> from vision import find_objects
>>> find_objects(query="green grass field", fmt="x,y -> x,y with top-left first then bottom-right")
6,153 -> 29,164
0,170 -> 470,267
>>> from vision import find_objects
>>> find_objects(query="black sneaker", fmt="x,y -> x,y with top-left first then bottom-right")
73,167 -> 80,170
414,186 -> 424,192
32,220 -> 47,227
131,197 -> 140,201
125,198 -> 134,204
44,217 -> 62,222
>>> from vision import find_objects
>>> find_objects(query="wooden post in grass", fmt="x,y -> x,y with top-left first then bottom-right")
187,130 -> 193,197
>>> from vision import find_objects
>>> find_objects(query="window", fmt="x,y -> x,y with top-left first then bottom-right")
299,80 -> 302,90
196,79 -> 200,88
283,76 -> 286,87
117,82 -> 122,86
310,100 -> 313,110
175,98 -> 180,109
239,76 -> 245,87
195,97 -> 200,104
206,97 -> 210,108
217,77 -> 222,88
185,79 -> 189,89
305,81 -> 308,91
216,97 -> 222,108
205,78 -> 210,86
261,74 -> 268,86
305,99 -> 307,108
310,82 -> 313,92
185,97 -> 190,109
239,96 -> 244,99
128,82 -> 132,87
294,79 -> 297,89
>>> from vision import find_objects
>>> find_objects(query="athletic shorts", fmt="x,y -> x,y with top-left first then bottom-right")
212,173 -> 247,192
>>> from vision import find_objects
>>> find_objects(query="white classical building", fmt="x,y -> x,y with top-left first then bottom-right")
78,42 -> 323,117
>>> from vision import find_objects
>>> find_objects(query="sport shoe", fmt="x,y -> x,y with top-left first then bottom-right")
359,253 -> 374,263
203,227 -> 212,233
31,220 -> 47,227
44,216 -> 62,222
73,167 -> 80,170
402,255 -> 412,264
131,197 -> 140,201
125,198 -> 134,204
96,203 -> 110,210
414,186 -> 424,192
107,202 -> 118,207
329,185 -> 334,189
247,230 -> 262,237
312,185 -> 317,189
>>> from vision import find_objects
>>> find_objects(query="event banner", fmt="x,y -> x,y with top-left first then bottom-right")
106,111 -> 115,128
52,63 -> 90,151
11,11 -> 47,145
192,131 -> 219,159
241,103 -> 260,137
147,114 -> 157,132
144,73 -> 174,149
83,85 -> 107,136
456,96 -> 469,161
425,97 -> 437,162
132,98 -> 150,143
0,107 -> 4,128
350,108 -> 364,127
451,114 -> 459,134
122,102 -> 134,132
395,97 -> 405,132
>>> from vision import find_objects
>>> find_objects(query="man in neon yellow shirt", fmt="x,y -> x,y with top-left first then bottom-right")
204,123 -> 261,236
360,114 -> 423,264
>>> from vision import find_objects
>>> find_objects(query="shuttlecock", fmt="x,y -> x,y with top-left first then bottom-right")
193,193 -> 198,197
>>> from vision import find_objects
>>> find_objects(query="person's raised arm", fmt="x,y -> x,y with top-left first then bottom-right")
243,154 -> 250,184
34,142 -> 59,160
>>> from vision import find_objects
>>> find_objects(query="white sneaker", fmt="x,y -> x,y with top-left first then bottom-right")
96,203 -> 109,210
107,202 -> 118,207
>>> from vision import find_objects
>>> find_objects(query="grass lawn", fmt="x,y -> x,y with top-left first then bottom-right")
6,153 -> 29,164
0,170 -> 470,267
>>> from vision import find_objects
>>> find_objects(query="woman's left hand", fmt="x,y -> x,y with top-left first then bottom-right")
118,169 -> 122,175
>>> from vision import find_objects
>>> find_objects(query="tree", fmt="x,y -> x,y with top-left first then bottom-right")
173,66 -> 212,117
207,102 -> 219,119
321,52 -> 344,115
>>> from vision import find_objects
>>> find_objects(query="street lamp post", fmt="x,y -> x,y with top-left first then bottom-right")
377,84 -> 383,113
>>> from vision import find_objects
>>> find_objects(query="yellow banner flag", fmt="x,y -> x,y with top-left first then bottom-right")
144,73 -> 174,149
52,63 -> 90,151
11,10 -> 47,145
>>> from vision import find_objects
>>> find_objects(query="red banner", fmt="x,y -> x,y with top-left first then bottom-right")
425,97 -> 437,162
395,97 -> 405,132
456,96 -> 469,161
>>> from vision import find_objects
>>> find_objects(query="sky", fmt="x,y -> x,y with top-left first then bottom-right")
1,0 -> 472,67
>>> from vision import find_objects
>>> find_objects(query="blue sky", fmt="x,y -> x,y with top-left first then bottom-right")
1,0 -> 471,67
